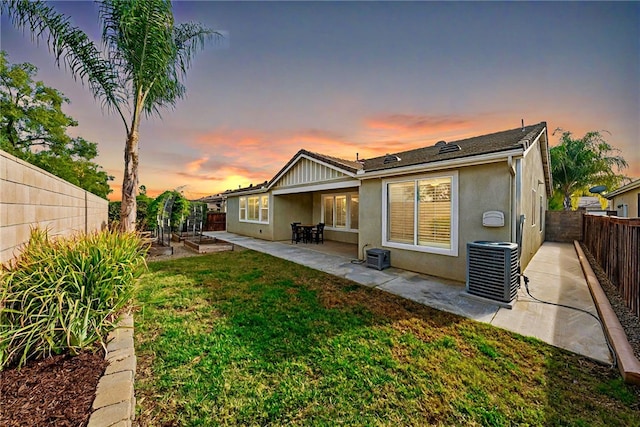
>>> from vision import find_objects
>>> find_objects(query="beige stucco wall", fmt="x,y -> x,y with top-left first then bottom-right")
225,194 -> 275,240
610,189 -> 640,218
274,193 -> 313,240
519,140 -> 547,269
359,163 -> 513,282
0,149 -> 108,265
227,187 -> 361,243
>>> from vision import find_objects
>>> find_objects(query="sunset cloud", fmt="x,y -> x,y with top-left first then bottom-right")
177,116 -> 493,197
186,156 -> 209,173
364,114 -> 476,137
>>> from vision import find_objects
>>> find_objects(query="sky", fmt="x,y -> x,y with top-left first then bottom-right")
2,1 -> 639,201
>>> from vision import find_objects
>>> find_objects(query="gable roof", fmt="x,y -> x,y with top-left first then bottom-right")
266,149 -> 362,189
363,122 -> 548,172
269,149 -> 363,184
225,149 -> 361,196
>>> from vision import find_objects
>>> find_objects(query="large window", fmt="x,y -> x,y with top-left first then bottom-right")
239,195 -> 269,223
322,193 -> 359,231
383,173 -> 458,256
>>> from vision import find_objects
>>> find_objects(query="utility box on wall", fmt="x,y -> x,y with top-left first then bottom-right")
366,248 -> 391,270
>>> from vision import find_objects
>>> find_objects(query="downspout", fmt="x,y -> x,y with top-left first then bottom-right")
514,158 -> 524,251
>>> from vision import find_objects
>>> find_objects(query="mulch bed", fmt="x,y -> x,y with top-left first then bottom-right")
0,351 -> 107,427
0,245 -> 638,425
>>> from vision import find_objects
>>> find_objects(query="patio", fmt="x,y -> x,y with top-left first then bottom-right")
204,231 -> 611,364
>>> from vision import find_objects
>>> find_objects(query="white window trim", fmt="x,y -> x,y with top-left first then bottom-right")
238,195 -> 270,224
382,171 -> 459,256
539,194 -> 544,233
321,192 -> 359,232
531,188 -> 537,227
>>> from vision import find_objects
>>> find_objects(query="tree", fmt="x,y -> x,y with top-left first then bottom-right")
550,129 -> 628,210
2,0 -> 218,231
0,51 -> 112,198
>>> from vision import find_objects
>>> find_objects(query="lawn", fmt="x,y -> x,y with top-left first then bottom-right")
134,250 -> 639,426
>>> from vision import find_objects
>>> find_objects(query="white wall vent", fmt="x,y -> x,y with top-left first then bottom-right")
466,241 -> 519,303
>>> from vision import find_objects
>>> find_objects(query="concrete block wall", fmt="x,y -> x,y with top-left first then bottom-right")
545,210 -> 584,242
0,149 -> 109,265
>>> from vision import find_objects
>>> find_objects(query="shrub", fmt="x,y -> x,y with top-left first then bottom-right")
0,228 -> 148,370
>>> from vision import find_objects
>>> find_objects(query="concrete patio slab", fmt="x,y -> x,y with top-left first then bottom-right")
204,232 -> 611,364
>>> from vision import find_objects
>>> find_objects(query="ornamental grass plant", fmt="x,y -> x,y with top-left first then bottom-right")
0,228 -> 148,370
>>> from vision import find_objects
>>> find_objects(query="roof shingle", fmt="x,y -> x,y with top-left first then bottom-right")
363,122 -> 547,172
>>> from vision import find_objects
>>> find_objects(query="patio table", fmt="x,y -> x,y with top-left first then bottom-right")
298,224 -> 316,243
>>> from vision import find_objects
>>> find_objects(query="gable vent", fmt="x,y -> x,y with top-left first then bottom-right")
438,143 -> 461,154
383,154 -> 401,164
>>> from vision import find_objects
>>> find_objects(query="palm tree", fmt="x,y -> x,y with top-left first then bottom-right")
2,0 -> 218,231
550,129 -> 627,210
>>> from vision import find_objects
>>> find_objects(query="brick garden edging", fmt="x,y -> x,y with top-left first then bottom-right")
574,241 -> 640,385
87,312 -> 136,427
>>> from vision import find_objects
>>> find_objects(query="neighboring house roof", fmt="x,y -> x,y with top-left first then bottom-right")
224,181 -> 269,196
577,196 -> 603,210
196,192 -> 229,202
604,178 -> 640,199
363,122 -> 547,172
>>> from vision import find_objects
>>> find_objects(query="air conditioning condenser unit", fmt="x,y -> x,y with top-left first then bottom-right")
366,248 -> 391,270
466,241 -> 519,304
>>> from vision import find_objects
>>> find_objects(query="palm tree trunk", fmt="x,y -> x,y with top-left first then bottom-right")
119,128 -> 139,232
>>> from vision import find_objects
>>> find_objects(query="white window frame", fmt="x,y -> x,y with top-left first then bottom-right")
239,197 -> 246,221
321,192 -> 359,232
238,194 -> 269,224
531,188 -> 537,227
382,171 -> 458,256
539,194 -> 544,233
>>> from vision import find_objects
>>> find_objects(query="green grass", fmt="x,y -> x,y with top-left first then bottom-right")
134,250 -> 640,426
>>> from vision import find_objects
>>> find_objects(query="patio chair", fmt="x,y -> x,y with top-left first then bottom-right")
291,222 -> 301,244
312,222 -> 325,244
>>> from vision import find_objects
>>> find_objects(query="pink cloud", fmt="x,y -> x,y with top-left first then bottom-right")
186,156 -> 209,173
169,114 -> 536,197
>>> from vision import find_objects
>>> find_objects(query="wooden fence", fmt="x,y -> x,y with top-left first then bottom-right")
204,212 -> 226,231
583,215 -> 640,318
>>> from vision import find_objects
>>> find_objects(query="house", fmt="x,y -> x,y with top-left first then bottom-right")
196,191 -> 229,213
575,196 -> 608,215
226,122 -> 552,282
604,178 -> 640,218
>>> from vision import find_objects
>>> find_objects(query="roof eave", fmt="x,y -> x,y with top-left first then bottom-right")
604,179 -> 640,199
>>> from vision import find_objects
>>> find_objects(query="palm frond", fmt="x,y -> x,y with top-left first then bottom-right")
1,0 -> 128,129
99,0 -> 220,117
174,22 -> 222,76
